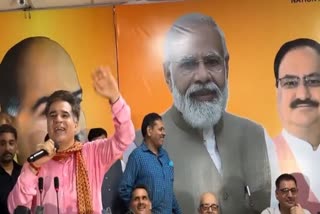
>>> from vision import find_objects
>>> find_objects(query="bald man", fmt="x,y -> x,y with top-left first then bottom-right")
0,37 -> 86,163
198,192 -> 219,214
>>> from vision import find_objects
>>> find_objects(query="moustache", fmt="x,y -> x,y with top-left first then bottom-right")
3,151 -> 13,156
290,99 -> 319,109
187,83 -> 221,98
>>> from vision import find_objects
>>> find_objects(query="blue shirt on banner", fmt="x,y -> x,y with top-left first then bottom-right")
119,142 -> 181,214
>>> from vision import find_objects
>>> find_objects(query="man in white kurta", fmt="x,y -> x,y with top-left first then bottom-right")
273,38 -> 320,213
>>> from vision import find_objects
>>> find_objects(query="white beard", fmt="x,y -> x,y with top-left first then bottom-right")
172,80 -> 228,129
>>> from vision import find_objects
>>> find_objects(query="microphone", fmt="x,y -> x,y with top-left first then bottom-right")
14,205 -> 31,214
27,142 -> 59,163
54,177 -> 59,192
54,177 -> 60,214
38,177 -> 44,206
38,177 -> 44,192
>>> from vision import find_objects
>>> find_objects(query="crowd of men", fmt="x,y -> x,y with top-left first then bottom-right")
0,11 -> 319,214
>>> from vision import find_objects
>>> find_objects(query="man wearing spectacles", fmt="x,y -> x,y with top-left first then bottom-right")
134,12 -> 275,214
273,38 -> 320,213
198,192 -> 219,214
261,174 -> 311,214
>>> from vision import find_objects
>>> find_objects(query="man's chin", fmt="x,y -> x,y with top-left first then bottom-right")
135,208 -> 147,214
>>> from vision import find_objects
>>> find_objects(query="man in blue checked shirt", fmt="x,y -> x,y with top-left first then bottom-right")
119,112 -> 181,214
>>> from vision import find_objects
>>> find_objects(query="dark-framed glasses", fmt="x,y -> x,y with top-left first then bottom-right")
277,73 -> 320,89
278,188 -> 298,195
200,203 -> 219,211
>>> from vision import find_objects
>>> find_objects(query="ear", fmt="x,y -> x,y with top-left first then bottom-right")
197,207 -> 201,214
72,117 -> 78,126
74,120 -> 79,132
275,190 -> 279,200
163,62 -> 173,92
147,126 -> 152,137
224,55 -> 230,78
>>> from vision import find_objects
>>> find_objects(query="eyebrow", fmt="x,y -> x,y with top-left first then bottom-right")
31,88 -> 83,112
280,72 -> 320,79
49,109 -> 71,115
279,74 -> 298,79
177,52 -> 222,62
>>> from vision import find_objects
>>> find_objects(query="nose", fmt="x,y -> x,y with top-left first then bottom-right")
5,143 -> 10,151
54,115 -> 63,123
193,61 -> 212,84
287,190 -> 293,197
295,83 -> 311,100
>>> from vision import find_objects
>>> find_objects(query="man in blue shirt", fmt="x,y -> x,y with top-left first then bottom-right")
119,112 -> 181,214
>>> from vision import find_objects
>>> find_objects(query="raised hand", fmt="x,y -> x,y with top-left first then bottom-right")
92,66 -> 120,103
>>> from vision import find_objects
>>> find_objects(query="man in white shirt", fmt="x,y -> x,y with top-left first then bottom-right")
273,38 -> 320,213
261,174 -> 311,214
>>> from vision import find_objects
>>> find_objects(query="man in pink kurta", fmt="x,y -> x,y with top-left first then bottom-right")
8,66 -> 135,214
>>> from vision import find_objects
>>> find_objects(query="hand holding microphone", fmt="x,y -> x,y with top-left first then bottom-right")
27,139 -> 58,173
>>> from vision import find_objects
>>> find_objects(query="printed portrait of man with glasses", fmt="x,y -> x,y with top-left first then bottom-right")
261,173 -> 311,214
273,38 -> 320,213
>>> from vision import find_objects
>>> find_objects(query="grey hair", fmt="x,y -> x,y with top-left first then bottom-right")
163,13 -> 229,68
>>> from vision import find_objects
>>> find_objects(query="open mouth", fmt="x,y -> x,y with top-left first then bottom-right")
190,89 -> 217,102
54,127 -> 66,134
137,204 -> 146,211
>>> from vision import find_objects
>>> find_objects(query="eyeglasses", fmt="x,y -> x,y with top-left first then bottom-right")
278,188 -> 298,195
277,74 -> 320,89
200,203 -> 219,211
172,55 -> 225,74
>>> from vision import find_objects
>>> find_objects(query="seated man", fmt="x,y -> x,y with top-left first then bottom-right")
128,184 -> 152,214
198,192 -> 219,214
261,173 -> 311,214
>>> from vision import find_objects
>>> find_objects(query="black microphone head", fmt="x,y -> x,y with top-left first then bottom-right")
38,177 -> 44,191
54,176 -> 59,189
14,205 -> 31,214
27,149 -> 48,163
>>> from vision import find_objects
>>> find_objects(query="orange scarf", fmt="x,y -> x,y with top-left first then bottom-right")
53,142 -> 93,214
